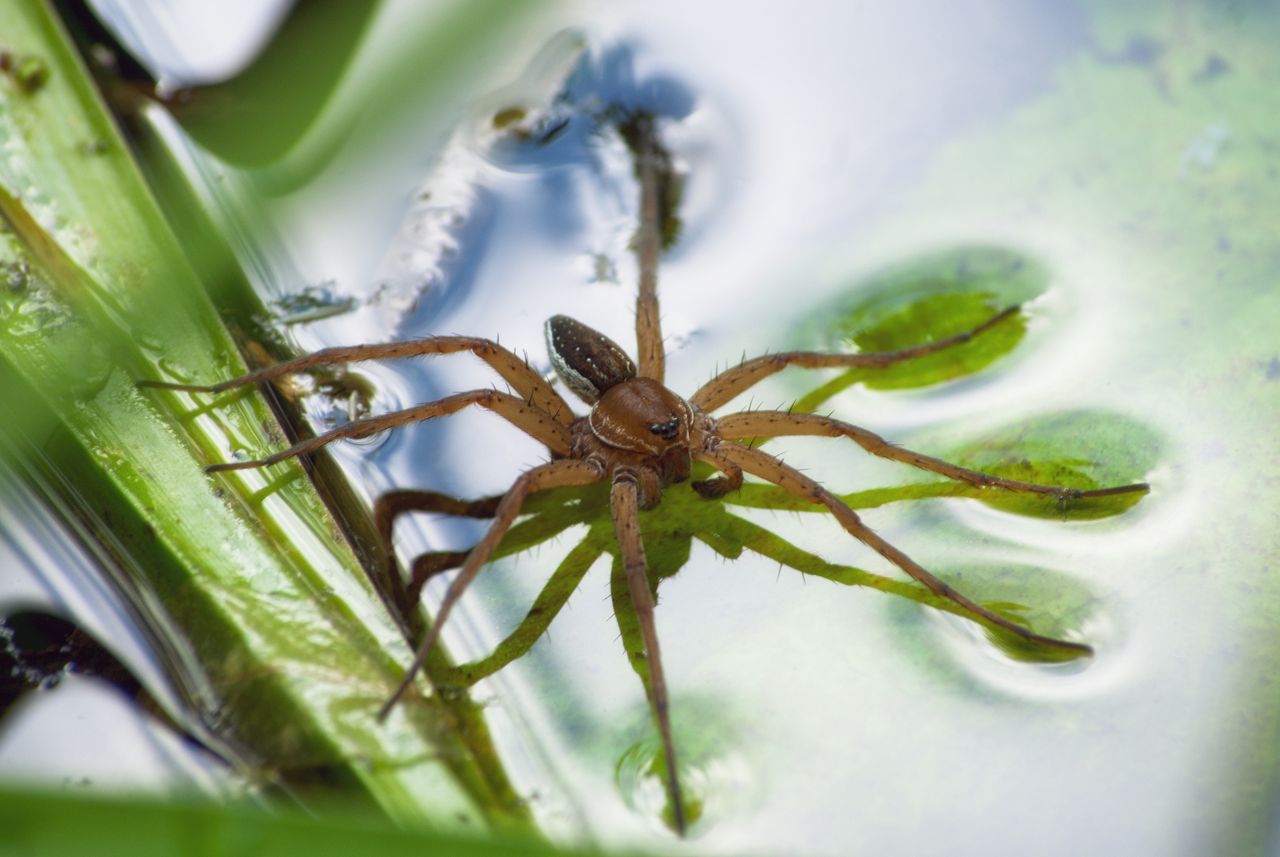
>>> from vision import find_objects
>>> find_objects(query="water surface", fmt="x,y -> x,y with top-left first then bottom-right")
10,2 -> 1280,855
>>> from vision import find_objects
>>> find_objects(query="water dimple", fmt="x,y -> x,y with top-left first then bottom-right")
898,562 -> 1125,702
301,371 -> 386,449
613,709 -> 757,836
936,605 -> 1130,702
151,357 -> 191,384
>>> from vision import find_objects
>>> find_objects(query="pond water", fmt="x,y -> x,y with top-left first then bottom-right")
7,2 -> 1280,855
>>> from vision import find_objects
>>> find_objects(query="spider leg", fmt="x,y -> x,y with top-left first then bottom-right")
404,550 -> 468,600
205,390 -> 571,473
716,411 -> 1149,500
628,113 -> 667,384
611,472 -> 686,835
690,454 -> 743,499
374,490 -> 504,533
398,492 -> 593,614
709,441 -> 1093,655
378,458 -> 604,719
690,306 -> 1019,412
139,335 -> 575,426
373,489 -> 505,615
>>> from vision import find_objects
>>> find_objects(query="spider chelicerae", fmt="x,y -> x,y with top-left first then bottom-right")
143,112 -> 1148,834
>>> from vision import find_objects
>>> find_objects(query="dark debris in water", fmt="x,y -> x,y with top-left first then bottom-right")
2,260 -> 30,293
0,609 -> 143,714
1192,53 -> 1230,85
273,284 -> 356,325
1095,35 -> 1164,68
488,43 -> 693,175
0,608 -> 220,763
491,105 -> 527,131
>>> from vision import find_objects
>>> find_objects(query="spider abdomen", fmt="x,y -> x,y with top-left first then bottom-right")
545,315 -> 637,404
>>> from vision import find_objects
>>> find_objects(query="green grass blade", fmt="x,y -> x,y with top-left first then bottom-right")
0,1 -> 525,829
0,786 -> 617,857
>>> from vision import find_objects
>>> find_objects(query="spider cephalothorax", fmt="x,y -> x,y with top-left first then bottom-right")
141,111 -> 1148,835
551,314 -> 701,505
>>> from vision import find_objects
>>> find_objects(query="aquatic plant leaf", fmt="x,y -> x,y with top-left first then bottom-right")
937,410 -> 1160,520
794,246 -> 1045,410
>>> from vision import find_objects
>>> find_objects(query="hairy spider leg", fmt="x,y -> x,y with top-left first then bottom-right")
611,474 -> 686,835
381,521 -> 603,685
690,456 -> 744,499
690,305 -> 1021,412
376,487 -> 594,618
716,411 -> 1150,500
203,390 -> 571,473
702,443 -> 1093,655
374,489 -> 505,530
403,551 -> 468,604
403,503 -> 594,605
633,117 -> 666,385
374,489 -> 506,617
378,458 -> 606,720
139,335 -> 575,428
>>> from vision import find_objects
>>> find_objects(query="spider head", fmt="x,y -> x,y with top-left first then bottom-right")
589,377 -> 691,456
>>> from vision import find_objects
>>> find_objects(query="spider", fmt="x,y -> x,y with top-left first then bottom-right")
143,113 -> 1148,834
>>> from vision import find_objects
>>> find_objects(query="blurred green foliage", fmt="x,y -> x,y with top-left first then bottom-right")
0,787 -> 613,857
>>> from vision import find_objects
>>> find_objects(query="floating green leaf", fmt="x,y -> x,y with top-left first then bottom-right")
794,246 -> 1046,410
937,410 -> 1161,520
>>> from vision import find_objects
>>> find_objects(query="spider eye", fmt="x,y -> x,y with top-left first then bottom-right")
649,418 -> 679,440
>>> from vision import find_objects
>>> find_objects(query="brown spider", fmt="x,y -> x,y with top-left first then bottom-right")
143,114 -> 1148,834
